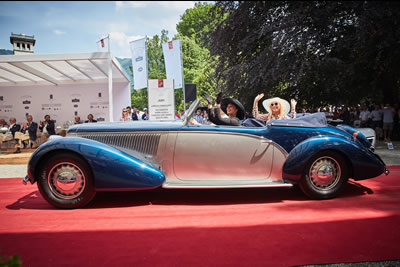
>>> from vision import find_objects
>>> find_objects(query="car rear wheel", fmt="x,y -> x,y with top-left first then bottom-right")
37,153 -> 96,209
299,151 -> 348,200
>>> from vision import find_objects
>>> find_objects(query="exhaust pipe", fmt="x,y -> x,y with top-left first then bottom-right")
22,176 -> 30,185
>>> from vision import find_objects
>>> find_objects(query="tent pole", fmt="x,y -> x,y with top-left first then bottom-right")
107,34 -> 113,122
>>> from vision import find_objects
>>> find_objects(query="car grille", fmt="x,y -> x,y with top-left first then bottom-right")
78,133 -> 161,156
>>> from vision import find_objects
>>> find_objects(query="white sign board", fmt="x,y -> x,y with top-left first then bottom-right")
148,79 -> 175,121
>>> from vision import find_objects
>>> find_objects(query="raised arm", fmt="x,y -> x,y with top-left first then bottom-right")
253,93 -> 269,121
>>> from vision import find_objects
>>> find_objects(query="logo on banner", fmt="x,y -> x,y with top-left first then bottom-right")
158,79 -> 164,88
168,41 -> 173,49
138,67 -> 143,72
135,56 -> 143,62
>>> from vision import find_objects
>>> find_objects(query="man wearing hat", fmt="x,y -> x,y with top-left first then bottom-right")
252,93 -> 297,122
206,94 -> 246,126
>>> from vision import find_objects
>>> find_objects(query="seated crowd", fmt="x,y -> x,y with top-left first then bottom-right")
0,112 -> 108,153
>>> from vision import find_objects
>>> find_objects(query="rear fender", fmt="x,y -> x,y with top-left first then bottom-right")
282,136 -> 385,182
28,137 -> 165,190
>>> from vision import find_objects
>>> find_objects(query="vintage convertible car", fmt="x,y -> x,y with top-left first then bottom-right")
23,99 -> 389,208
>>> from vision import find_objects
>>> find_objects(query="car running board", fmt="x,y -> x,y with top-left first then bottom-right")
162,181 -> 293,189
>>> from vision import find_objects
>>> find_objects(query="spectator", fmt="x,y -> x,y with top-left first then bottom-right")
24,115 -> 38,148
85,114 -> 97,123
126,106 -> 132,118
0,119 -> 8,128
8,117 -> 21,153
203,110 -> 210,124
39,115 -> 56,143
120,108 -> 132,122
339,105 -> 351,125
359,105 -> 371,128
179,109 -> 185,120
74,116 -> 82,124
194,109 -> 205,124
136,108 -> 142,120
382,103 -> 395,142
132,107 -> 139,120
142,108 -> 149,120
370,105 -> 383,140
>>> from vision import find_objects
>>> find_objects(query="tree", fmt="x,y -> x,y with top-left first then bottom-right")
210,1 -> 400,109
176,2 -> 226,106
177,2 -> 225,49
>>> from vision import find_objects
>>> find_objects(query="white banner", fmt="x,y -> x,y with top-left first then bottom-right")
147,79 -> 175,121
162,39 -> 183,89
130,37 -> 148,90
96,35 -> 110,52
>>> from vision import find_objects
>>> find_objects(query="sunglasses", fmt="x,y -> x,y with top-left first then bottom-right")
271,102 -> 279,107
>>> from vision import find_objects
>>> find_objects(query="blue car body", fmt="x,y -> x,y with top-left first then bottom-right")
24,110 -> 388,208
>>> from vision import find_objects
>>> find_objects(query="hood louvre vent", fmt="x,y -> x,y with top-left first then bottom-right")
79,133 -> 161,156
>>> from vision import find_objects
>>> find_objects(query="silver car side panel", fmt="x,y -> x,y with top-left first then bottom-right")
70,130 -> 289,188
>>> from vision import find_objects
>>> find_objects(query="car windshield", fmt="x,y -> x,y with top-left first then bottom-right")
182,99 -> 201,126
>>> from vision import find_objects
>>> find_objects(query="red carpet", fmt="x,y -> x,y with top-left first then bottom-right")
1,166 -> 400,266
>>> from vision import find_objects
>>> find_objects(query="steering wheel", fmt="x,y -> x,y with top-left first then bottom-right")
182,99 -> 201,126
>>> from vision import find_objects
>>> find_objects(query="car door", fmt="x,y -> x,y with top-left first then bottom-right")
173,131 -> 273,181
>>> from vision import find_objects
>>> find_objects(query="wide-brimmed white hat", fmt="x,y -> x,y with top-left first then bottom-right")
262,97 -> 290,115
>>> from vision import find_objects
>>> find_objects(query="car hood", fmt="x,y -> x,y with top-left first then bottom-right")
68,120 -> 184,134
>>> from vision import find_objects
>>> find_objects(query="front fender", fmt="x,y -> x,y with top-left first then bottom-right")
282,136 -> 385,182
28,137 -> 165,190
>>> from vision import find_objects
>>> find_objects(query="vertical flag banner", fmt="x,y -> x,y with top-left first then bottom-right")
96,35 -> 110,52
162,39 -> 183,89
130,37 -> 148,90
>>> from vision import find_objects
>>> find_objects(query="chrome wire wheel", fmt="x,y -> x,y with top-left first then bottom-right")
48,162 -> 86,200
308,156 -> 341,191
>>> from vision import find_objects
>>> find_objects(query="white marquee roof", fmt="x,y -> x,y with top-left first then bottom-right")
0,52 -> 130,87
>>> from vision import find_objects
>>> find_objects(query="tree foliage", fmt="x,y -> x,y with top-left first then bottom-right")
210,1 -> 400,110
176,2 -> 226,107
177,2 -> 225,49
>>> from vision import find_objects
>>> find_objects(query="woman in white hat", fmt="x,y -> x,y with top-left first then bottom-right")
252,93 -> 297,122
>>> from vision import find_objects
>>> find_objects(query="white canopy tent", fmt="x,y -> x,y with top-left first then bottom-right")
0,52 -> 131,125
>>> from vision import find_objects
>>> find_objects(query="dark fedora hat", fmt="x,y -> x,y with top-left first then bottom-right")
221,98 -> 245,120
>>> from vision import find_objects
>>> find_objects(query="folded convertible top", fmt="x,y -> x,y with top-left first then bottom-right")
268,112 -> 327,128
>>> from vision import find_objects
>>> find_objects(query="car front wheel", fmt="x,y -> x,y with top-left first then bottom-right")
37,153 -> 96,209
299,151 -> 349,200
